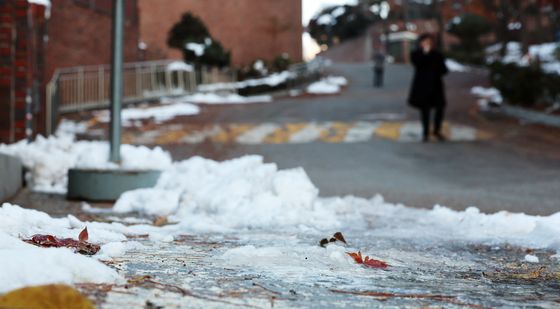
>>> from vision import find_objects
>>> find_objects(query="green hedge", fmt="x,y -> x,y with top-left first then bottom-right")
489,62 -> 559,106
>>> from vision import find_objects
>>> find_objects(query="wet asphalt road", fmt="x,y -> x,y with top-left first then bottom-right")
158,63 -> 560,216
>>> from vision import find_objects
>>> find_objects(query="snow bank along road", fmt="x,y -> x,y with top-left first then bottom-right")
2,133 -> 560,307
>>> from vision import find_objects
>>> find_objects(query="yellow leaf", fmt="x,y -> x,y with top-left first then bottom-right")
0,284 -> 93,309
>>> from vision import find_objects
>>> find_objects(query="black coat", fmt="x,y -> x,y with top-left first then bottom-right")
408,49 -> 448,109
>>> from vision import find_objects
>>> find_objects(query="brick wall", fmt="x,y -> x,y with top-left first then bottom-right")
0,0 -> 47,143
45,0 -> 140,81
138,0 -> 303,66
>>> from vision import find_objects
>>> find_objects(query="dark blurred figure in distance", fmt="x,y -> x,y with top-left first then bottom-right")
373,49 -> 385,88
408,33 -> 448,142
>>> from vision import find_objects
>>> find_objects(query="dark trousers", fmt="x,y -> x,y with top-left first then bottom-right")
373,68 -> 384,87
420,106 -> 445,137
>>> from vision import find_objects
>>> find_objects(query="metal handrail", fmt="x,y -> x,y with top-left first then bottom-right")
46,59 -> 235,134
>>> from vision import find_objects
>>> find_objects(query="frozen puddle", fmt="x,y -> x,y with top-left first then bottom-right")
97,230 -> 560,308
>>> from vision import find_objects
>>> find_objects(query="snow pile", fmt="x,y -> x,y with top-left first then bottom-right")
446,59 -> 470,72
471,86 -> 503,109
113,156 -> 338,231
198,71 -> 296,92
0,204 -> 131,293
0,244 -> 122,293
0,133 -> 172,193
307,76 -> 348,94
109,154 -> 560,252
172,93 -> 272,105
94,102 -> 200,126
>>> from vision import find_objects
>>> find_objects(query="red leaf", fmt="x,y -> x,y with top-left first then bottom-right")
347,251 -> 363,264
347,251 -> 389,269
24,229 -> 100,255
364,256 -> 389,269
78,227 -> 88,242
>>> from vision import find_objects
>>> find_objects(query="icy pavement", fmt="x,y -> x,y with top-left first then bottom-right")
95,225 -> 560,308
2,134 -> 560,307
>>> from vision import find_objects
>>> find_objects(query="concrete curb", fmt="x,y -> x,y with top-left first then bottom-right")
501,104 -> 560,128
67,168 -> 161,202
0,153 -> 23,202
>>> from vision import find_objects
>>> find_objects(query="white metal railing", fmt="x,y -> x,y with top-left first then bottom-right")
45,58 -> 325,135
46,60 -> 235,134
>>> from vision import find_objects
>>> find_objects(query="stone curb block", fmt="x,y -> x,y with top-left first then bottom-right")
0,153 -> 23,202
501,105 -> 560,128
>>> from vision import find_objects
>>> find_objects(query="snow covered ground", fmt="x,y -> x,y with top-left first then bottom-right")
2,135 -> 560,306
307,76 -> 348,94
94,102 -> 200,127
2,154 -> 560,306
166,93 -> 272,105
471,86 -> 503,110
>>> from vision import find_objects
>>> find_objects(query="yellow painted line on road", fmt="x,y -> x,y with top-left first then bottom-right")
476,129 -> 494,140
264,123 -> 308,144
122,132 -> 135,144
320,122 -> 353,143
211,124 -> 256,143
154,129 -> 189,145
375,122 -> 403,140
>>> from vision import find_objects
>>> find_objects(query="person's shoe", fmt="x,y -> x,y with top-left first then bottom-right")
434,132 -> 446,142
422,135 -> 430,143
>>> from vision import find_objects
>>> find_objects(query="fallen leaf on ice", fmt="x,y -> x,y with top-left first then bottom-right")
0,284 -> 93,309
24,227 -> 101,255
153,216 -> 169,227
347,251 -> 389,269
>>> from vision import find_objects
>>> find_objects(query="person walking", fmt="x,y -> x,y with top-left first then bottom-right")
373,50 -> 385,88
408,33 -> 448,142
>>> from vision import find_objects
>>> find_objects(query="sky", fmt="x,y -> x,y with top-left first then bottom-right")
302,0 -> 359,60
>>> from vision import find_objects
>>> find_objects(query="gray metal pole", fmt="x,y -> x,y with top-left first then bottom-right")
109,0 -> 124,163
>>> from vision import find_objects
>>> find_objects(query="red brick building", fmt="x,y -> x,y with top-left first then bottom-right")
0,0 -> 303,143
137,0 -> 303,66
45,0 -> 140,82
0,0 -> 47,143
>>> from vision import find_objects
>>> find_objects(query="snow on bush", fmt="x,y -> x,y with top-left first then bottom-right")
0,131 -> 172,194
307,76 -> 348,94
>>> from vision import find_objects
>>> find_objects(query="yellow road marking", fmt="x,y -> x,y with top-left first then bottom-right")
320,122 -> 353,143
154,129 -> 189,145
264,123 -> 308,144
375,122 -> 403,140
122,132 -> 135,144
212,124 -> 256,143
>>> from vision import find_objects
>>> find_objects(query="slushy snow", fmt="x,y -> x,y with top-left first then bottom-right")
307,76 -> 348,94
